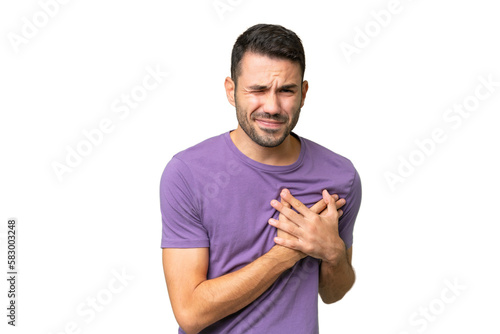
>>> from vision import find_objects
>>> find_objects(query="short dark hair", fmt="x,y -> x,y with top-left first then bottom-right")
230,24 -> 306,85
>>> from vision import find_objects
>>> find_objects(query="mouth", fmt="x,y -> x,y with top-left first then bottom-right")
255,119 -> 285,129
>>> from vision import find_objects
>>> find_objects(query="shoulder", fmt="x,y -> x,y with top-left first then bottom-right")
300,135 -> 357,172
160,132 -> 229,184
173,132 -> 227,163
299,135 -> 361,198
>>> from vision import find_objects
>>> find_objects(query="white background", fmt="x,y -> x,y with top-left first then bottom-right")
1,0 -> 499,333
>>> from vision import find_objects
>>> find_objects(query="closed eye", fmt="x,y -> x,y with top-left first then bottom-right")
250,90 -> 266,94
280,84 -> 298,94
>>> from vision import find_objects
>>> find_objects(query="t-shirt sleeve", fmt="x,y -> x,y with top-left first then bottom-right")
160,157 -> 209,248
338,167 -> 362,250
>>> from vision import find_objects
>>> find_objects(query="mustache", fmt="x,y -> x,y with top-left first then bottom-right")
251,112 -> 288,122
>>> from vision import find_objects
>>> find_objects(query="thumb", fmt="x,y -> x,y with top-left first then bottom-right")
322,189 -> 335,214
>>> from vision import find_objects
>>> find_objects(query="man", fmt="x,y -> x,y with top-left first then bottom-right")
160,24 -> 362,333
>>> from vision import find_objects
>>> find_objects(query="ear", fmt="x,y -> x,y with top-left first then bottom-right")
224,77 -> 236,107
300,80 -> 309,108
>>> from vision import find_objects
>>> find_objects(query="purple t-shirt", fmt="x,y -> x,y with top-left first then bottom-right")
160,131 -> 362,334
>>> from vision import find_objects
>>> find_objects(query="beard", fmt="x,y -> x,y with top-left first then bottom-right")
235,97 -> 301,148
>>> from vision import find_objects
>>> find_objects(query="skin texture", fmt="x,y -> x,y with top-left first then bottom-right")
162,52 -> 355,333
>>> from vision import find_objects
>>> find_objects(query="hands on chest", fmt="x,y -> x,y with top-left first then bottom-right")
268,188 -> 347,266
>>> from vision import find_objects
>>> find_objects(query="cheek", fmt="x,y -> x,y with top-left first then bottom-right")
281,97 -> 301,112
239,96 -> 262,115
247,95 -> 263,106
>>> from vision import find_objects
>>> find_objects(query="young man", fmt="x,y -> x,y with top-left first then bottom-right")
160,24 -> 362,334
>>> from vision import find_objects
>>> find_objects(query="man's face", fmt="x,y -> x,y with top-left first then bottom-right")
231,52 -> 308,148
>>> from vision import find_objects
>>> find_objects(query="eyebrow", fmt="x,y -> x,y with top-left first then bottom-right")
247,84 -> 299,91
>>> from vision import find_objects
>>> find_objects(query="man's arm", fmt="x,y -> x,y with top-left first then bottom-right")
318,247 -> 355,303
162,196 -> 332,334
162,239 -> 300,334
268,188 -> 355,304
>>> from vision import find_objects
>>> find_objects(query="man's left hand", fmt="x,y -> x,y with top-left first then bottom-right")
268,188 -> 347,266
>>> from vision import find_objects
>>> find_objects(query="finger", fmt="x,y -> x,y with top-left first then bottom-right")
268,218 -> 302,238
335,197 -> 346,210
279,196 -> 300,228
338,209 -> 343,218
273,236 -> 303,253
310,197 -> 327,214
270,198 -> 305,226
279,189 -> 315,219
322,189 -> 337,215
320,194 -> 346,218
280,195 -> 291,208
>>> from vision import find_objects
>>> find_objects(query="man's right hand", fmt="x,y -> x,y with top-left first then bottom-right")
163,193 -> 345,334
274,194 -> 346,258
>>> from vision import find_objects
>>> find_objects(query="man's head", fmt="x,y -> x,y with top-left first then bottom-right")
225,24 -> 308,148
230,24 -> 306,87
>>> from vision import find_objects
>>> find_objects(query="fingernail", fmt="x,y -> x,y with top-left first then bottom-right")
271,199 -> 278,206
281,189 -> 289,196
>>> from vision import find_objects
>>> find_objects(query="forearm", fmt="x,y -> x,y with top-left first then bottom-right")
318,253 -> 355,304
179,245 -> 300,334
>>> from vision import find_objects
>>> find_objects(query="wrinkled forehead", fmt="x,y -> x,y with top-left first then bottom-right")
238,52 -> 303,86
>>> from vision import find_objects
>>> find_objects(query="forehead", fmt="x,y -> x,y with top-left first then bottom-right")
238,52 -> 302,84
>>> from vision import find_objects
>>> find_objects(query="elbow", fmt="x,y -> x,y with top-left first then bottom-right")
181,326 -> 202,334
320,291 -> 347,304
320,274 -> 355,304
179,323 -> 200,334
174,308 -> 206,334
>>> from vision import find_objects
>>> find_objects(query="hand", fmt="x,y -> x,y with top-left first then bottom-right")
275,193 -> 345,259
269,189 -> 347,266
275,197 -> 307,258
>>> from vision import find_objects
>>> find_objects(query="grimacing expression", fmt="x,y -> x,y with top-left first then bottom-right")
233,53 -> 306,148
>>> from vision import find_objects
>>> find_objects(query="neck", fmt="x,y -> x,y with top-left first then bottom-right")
229,127 -> 301,166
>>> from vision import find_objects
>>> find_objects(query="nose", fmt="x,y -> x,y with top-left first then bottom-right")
262,92 -> 280,115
